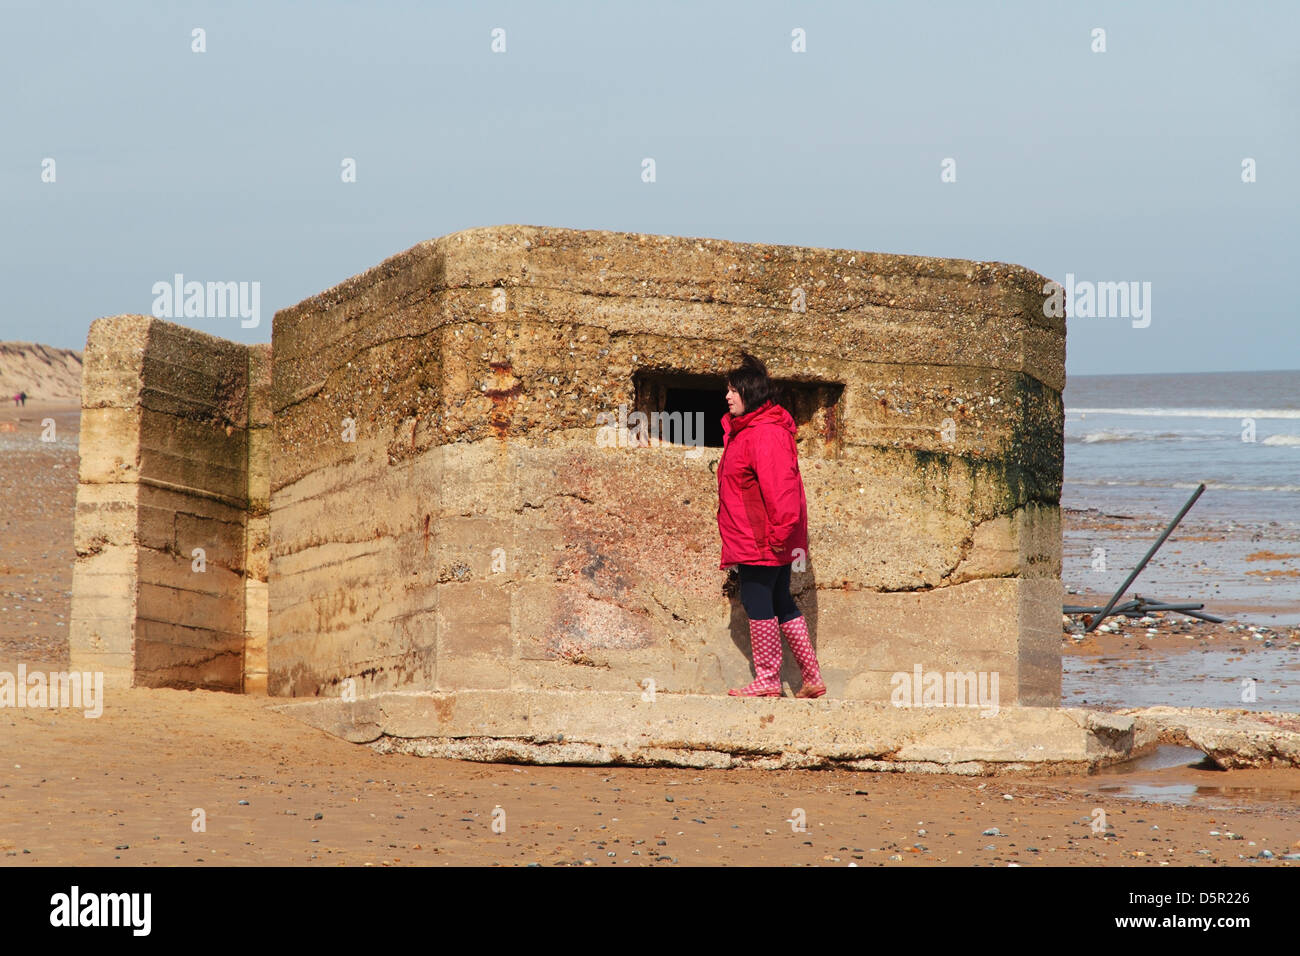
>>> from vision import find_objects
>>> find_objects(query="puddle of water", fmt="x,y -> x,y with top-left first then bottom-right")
1093,780 -> 1300,810
1084,746 -> 1300,810
1093,782 -> 1201,805
1063,647 -> 1300,711
1093,745 -> 1209,775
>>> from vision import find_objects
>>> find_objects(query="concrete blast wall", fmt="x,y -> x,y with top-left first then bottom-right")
70,317 -> 270,691
69,225 -> 1064,711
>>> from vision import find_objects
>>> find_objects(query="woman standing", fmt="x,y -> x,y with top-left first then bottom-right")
717,352 -> 826,698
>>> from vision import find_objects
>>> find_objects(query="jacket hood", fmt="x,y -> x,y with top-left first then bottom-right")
721,400 -> 797,441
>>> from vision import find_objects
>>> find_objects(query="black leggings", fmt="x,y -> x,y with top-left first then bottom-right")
736,563 -> 802,622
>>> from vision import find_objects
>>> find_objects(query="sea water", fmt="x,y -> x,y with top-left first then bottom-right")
1063,369 -> 1300,525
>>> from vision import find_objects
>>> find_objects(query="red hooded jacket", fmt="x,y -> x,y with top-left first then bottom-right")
716,400 -> 810,568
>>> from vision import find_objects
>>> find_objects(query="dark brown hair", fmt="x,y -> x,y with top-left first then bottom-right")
725,351 -> 777,414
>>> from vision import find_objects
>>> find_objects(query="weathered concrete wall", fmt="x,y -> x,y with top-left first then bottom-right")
243,344 -> 272,693
269,225 -> 1064,707
70,316 -> 270,690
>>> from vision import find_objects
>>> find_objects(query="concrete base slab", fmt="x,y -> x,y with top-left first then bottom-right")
1120,706 -> 1300,769
272,689 -> 1144,775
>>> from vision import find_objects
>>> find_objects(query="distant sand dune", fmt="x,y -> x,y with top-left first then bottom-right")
0,341 -> 83,403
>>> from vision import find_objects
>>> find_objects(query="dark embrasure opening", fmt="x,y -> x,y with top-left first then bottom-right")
633,370 -> 844,456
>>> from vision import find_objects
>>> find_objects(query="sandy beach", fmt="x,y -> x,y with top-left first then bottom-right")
3,403 -> 1299,866
3,678 -> 1299,867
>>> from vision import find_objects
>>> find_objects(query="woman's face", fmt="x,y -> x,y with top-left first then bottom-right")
725,383 -> 744,415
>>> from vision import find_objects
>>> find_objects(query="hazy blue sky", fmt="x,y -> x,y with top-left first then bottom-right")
2,0 -> 1296,375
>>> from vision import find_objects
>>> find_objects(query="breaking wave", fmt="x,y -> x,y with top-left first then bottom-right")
1065,477 -> 1300,493
1070,429 -> 1220,444
1068,407 -> 1300,419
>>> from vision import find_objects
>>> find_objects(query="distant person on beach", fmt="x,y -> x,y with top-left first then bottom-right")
11,393 -> 18,407
717,352 -> 825,698
18,391 -> 26,407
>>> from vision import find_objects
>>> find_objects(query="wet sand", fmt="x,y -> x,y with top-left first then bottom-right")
3,403 -> 1299,866
1064,505 -> 1300,627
